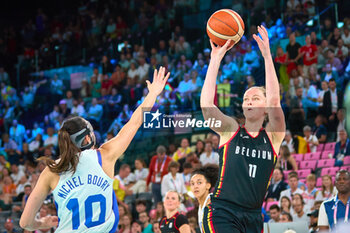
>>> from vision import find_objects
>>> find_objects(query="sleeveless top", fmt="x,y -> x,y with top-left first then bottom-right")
52,149 -> 119,233
212,125 -> 278,210
198,194 -> 211,233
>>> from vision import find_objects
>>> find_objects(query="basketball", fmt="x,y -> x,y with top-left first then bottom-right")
206,9 -> 245,47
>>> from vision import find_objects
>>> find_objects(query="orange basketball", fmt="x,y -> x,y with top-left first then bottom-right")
206,9 -> 245,47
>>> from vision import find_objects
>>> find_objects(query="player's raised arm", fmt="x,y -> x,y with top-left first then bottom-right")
99,67 -> 170,163
253,25 -> 285,145
200,39 -> 238,135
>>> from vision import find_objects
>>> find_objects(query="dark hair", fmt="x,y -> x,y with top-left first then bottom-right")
281,196 -> 292,209
135,158 -> 147,168
292,193 -> 305,205
135,199 -> 147,206
288,171 -> 298,180
275,167 -> 285,180
269,204 -> 280,212
183,162 -> 192,169
329,78 -> 336,82
120,164 -> 131,171
280,145 -> 291,159
336,169 -> 350,180
191,164 -> 219,188
38,117 -> 87,174
281,211 -> 293,221
132,220 -> 144,231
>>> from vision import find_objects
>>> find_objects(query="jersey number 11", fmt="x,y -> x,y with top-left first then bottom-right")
249,164 -> 257,178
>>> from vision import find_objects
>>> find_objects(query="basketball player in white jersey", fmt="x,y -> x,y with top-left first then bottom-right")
20,67 -> 170,232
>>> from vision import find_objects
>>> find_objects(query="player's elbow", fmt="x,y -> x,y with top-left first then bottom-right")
19,217 -> 29,230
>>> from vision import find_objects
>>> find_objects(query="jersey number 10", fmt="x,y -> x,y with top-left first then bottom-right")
248,164 -> 257,178
66,194 -> 106,230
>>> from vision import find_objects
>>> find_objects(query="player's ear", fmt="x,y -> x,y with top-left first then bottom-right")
206,182 -> 211,191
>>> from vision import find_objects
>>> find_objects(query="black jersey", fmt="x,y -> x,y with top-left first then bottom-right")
159,212 -> 188,233
212,125 -> 278,210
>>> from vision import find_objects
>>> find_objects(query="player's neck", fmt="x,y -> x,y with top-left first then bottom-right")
244,120 -> 263,136
166,209 -> 178,219
198,192 -> 209,207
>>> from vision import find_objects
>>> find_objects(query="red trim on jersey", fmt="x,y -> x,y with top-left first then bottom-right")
242,124 -> 263,138
264,129 -> 279,158
218,126 -> 240,149
215,145 -> 229,197
209,205 -> 216,233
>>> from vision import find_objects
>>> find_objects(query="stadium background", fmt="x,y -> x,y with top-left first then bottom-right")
0,0 -> 349,232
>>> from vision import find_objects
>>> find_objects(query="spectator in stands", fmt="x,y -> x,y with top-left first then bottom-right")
341,27 -> 350,46
146,145 -> 172,204
303,125 -> 319,153
276,145 -> 298,171
43,127 -> 57,148
131,220 -> 143,233
307,209 -> 319,233
128,158 -> 149,194
241,44 -> 260,75
291,197 -> 309,223
194,140 -> 205,156
266,168 -> 288,201
152,220 -> 161,233
323,78 -> 344,124
315,175 -> 337,201
80,79 -> 91,101
317,81 -> 328,107
199,141 -> 219,166
268,204 -> 281,223
289,86 -> 305,135
210,134 -> 220,152
3,218 -> 16,233
135,199 -> 147,218
173,138 -> 191,163
321,63 -> 338,83
286,33 -> 302,75
13,184 -> 31,212
2,133 -> 19,164
10,163 -> 25,186
318,170 -> 350,231
90,75 -> 101,98
87,98 -> 103,122
181,162 -> 192,191
280,196 -> 292,214
334,129 -> 350,166
113,164 -> 131,210
70,99 -> 85,117
335,39 -> 348,62
280,172 -> 304,201
326,49 -> 343,73
9,120 -> 26,150
280,211 -> 293,222
50,74 -> 64,96
298,35 -> 318,78
119,214 -> 132,233
336,109 -> 346,141
312,114 -> 327,143
161,161 -> 186,197
58,100 -> 71,119
139,211 -> 152,233
282,130 -> 296,154
303,174 -> 318,210
292,193 -> 310,215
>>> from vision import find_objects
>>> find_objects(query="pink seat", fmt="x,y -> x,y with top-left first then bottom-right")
293,153 -> 304,162
317,144 -> 325,152
299,160 -> 317,170
297,169 -> 312,178
316,177 -> 323,187
265,201 -> 279,211
317,159 -> 335,168
321,167 -> 340,176
340,166 -> 350,172
299,178 -> 306,184
321,151 -> 334,159
343,156 -> 350,165
304,152 -> 321,160
324,142 -> 336,151
283,170 -> 292,179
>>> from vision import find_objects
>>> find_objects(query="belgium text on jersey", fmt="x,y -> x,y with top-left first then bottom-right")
234,145 -> 273,160
57,174 -> 110,199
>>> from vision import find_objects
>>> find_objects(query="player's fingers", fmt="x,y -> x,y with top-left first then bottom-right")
153,68 -> 158,81
261,25 -> 268,36
163,72 -> 170,82
146,80 -> 151,88
209,39 -> 215,49
253,34 -> 263,45
223,39 -> 232,49
257,26 -> 265,39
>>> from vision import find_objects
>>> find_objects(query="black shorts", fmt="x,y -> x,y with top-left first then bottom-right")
202,201 -> 263,233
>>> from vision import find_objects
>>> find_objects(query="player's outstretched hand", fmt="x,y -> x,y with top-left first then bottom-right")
38,216 -> 59,229
209,39 -> 234,61
146,66 -> 170,96
253,25 -> 271,58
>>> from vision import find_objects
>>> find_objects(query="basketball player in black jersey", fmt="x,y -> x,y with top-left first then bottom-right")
200,25 -> 285,233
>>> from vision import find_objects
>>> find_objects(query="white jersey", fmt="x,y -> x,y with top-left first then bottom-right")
198,194 -> 211,233
52,149 -> 119,233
